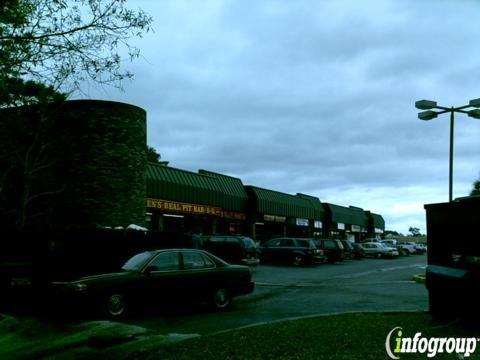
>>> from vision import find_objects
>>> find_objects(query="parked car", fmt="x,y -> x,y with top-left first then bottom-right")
351,243 -> 365,259
202,235 -> 260,266
413,242 -> 427,254
49,249 -> 255,317
340,240 -> 355,259
381,240 -> 415,256
361,242 -> 399,258
314,239 -> 345,263
380,239 -> 397,248
259,238 -> 325,266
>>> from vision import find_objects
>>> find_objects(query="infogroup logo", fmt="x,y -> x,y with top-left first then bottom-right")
385,327 -> 479,359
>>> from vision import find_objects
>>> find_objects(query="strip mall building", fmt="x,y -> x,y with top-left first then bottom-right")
146,162 -> 385,242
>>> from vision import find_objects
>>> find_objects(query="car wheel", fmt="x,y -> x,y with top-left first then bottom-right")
106,293 -> 127,318
292,255 -> 305,266
212,288 -> 231,310
376,252 -> 382,258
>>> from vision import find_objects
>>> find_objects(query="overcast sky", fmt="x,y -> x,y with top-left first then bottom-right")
78,0 -> 480,234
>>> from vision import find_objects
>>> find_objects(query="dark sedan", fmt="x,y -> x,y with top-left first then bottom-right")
51,249 -> 254,318
340,240 -> 364,260
351,243 -> 365,259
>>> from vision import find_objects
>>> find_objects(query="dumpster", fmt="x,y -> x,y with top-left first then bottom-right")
425,196 -> 480,319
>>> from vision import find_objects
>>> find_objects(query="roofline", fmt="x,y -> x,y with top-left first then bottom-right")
147,163 -> 217,179
244,185 -> 298,198
198,169 -> 244,181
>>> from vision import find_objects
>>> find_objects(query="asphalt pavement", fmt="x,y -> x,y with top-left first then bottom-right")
124,254 -> 428,335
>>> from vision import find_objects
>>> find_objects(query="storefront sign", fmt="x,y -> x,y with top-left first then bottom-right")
264,214 -> 286,223
337,223 -> 345,230
147,198 -> 246,220
314,220 -> 323,229
147,198 -> 222,216
296,218 -> 309,226
351,225 -> 361,232
222,211 -> 247,221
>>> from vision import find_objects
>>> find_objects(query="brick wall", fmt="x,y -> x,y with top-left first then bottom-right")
0,100 -> 147,230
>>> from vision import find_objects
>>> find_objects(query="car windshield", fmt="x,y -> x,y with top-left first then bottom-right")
122,252 -> 153,271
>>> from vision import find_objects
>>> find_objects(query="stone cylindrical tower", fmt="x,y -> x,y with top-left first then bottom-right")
51,100 -> 147,228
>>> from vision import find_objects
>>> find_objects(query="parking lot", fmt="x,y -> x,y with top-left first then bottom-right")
124,254 -> 428,335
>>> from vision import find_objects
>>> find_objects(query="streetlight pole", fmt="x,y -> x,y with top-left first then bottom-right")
415,99 -> 480,202
449,108 -> 454,202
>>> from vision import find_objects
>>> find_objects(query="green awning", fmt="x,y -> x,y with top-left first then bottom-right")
325,203 -> 368,227
245,186 -> 315,219
146,164 -> 223,207
370,213 -> 385,230
198,169 -> 248,212
296,193 -> 326,220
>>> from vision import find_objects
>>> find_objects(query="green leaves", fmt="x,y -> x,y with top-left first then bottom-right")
0,77 -> 66,107
470,180 -> 480,196
0,0 -> 153,100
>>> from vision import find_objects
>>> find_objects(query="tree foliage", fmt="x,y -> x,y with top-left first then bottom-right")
146,146 -> 161,163
470,179 -> 480,196
0,77 -> 66,107
408,227 -> 421,237
0,0 -> 153,100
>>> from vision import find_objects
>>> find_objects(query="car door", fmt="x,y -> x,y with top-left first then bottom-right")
179,250 -> 218,301
262,238 -> 282,262
141,250 -> 182,303
362,243 -> 373,256
280,238 -> 295,262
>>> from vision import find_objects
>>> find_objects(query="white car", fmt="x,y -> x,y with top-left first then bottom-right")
399,242 -> 417,255
381,240 -> 416,255
413,243 -> 427,254
361,242 -> 399,258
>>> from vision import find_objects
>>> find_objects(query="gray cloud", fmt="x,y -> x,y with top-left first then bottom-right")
78,0 -> 480,233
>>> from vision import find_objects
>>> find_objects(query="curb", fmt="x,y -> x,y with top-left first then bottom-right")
412,274 -> 426,284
